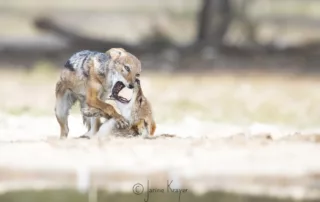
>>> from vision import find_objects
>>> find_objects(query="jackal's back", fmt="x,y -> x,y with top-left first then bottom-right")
64,50 -> 109,77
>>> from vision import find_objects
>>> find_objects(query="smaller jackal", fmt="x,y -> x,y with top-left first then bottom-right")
83,78 -> 156,137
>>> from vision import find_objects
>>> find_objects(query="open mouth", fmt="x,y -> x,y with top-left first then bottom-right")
111,81 -> 130,104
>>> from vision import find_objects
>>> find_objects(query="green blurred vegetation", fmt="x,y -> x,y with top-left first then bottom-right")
0,189 -> 315,202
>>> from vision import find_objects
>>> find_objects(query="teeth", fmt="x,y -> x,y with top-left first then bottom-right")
117,96 -> 129,103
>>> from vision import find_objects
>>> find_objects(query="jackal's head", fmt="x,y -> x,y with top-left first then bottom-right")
106,48 -> 141,93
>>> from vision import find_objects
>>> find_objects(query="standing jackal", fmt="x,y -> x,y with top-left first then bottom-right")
55,48 -> 141,139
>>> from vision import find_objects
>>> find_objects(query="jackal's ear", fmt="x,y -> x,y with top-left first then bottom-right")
106,48 -> 126,60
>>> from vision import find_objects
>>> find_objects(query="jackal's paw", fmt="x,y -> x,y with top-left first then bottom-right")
81,108 -> 101,117
115,116 -> 129,129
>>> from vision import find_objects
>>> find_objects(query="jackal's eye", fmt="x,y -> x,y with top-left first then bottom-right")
136,73 -> 140,78
124,65 -> 130,72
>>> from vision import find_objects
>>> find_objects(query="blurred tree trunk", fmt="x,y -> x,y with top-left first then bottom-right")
197,0 -> 232,48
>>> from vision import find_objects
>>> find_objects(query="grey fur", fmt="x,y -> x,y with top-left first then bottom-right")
64,50 -> 110,77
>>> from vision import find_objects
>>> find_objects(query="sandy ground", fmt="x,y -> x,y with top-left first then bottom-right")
1,70 -> 320,200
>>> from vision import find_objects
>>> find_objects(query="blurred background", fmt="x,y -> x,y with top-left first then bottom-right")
1,0 -> 320,201
3,0 -> 320,71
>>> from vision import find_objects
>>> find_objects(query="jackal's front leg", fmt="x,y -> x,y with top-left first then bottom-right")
86,80 -> 129,129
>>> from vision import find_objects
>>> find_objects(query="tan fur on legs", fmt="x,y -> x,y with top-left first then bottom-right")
55,81 -> 77,139
131,119 -> 147,137
131,119 -> 156,137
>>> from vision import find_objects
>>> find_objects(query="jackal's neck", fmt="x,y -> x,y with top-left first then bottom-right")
132,84 -> 143,101
115,99 -> 134,122
115,85 -> 143,123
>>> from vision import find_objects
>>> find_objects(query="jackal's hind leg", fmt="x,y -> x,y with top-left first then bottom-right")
55,81 -> 76,139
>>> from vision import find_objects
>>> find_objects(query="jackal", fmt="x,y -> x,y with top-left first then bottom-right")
55,48 -> 141,139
